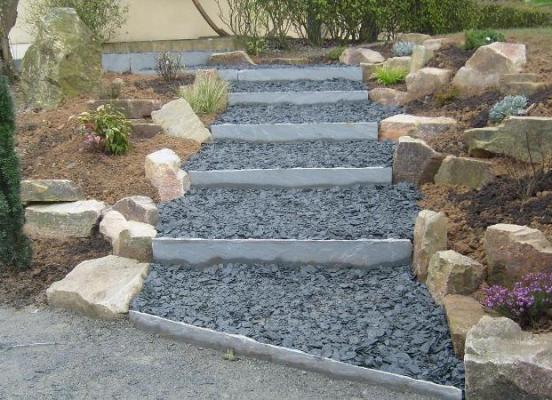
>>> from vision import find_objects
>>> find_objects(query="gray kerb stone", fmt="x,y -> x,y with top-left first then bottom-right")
152,238 -> 412,269
129,311 -> 462,400
228,90 -> 368,105
188,167 -> 392,188
211,122 -> 378,142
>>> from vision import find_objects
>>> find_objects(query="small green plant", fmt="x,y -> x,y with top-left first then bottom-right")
327,46 -> 346,62
156,52 -> 185,82
181,70 -> 229,115
489,95 -> 528,123
223,349 -> 239,361
244,36 -> 267,56
79,105 -> 131,155
374,67 -> 408,86
434,86 -> 460,106
392,41 -> 415,57
464,29 -> 505,50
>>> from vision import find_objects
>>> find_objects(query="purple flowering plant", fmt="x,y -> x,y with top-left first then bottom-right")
482,272 -> 552,328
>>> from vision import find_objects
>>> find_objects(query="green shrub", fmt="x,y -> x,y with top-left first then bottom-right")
79,104 -> 131,155
156,52 -> 184,82
25,0 -> 128,42
327,46 -> 346,61
0,75 -> 32,270
374,67 -> 408,86
464,30 -> 506,50
489,95 -> 528,123
181,70 -> 229,115
476,3 -> 551,30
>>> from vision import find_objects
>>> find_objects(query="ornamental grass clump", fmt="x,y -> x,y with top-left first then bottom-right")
392,41 -> 415,57
181,70 -> 229,115
483,272 -> 552,328
489,95 -> 528,123
79,104 -> 131,155
0,75 -> 32,270
374,67 -> 408,86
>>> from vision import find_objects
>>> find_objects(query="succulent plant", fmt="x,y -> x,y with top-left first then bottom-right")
392,41 -> 415,57
489,95 -> 528,123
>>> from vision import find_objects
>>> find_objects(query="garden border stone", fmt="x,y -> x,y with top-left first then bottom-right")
228,90 -> 368,105
210,122 -> 378,142
152,238 -> 412,268
129,311 -> 462,400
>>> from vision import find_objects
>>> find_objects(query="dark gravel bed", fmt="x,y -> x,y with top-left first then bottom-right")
157,184 -> 420,240
184,140 -> 395,170
132,262 -> 465,388
214,101 -> 401,125
191,63 -> 353,70
229,79 -> 366,93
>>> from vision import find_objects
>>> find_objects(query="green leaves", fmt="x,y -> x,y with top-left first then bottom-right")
79,104 -> 131,155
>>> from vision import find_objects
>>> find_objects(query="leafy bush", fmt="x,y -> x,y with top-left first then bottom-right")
327,46 -> 346,62
483,272 -> 552,328
0,75 -> 32,270
79,105 -> 131,155
25,0 -> 128,42
477,3 -> 552,30
156,52 -> 184,82
489,95 -> 528,123
392,41 -> 415,57
181,70 -> 229,115
374,67 -> 408,86
464,29 -> 506,50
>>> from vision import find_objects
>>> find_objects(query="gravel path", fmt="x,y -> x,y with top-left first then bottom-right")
157,184 -> 420,240
184,140 -> 395,170
229,79 -> 366,92
214,101 -> 401,125
0,307 -> 440,400
132,263 -> 464,388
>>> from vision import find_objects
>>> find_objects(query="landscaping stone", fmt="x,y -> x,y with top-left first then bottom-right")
87,99 -> 161,119
383,57 -> 411,71
130,120 -> 162,139
397,33 -> 432,44
410,45 -> 434,72
47,255 -> 149,319
145,149 -> 190,202
406,68 -> 452,99
25,200 -> 106,239
360,62 -> 384,81
412,210 -> 448,282
453,42 -> 527,93
369,88 -> 410,107
499,72 -> 547,96
113,221 -> 156,262
484,224 -> 552,285
434,156 -> 495,190
99,210 -> 128,244
465,116 -> 552,163
379,114 -> 456,141
21,179 -> 84,203
392,136 -> 445,185
422,38 -> 445,51
340,48 -> 384,65
426,250 -> 485,304
443,295 -> 486,359
112,196 -> 159,226
465,316 -> 552,399
208,50 -> 255,66
151,98 -> 211,144
20,8 -> 101,109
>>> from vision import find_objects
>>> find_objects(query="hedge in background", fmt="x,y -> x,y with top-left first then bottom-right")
476,3 -> 552,29
0,75 -> 32,270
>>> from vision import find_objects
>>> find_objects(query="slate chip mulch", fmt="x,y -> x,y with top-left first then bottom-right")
229,79 -> 367,93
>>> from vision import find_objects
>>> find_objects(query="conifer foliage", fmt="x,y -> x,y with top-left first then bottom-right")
0,75 -> 31,269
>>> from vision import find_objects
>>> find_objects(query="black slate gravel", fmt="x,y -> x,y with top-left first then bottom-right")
214,101 -> 401,125
132,262 -> 465,388
184,140 -> 395,170
192,63 -> 354,70
157,184 -> 420,240
229,79 -> 366,93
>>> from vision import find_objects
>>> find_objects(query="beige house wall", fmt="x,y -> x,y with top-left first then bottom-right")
10,0 -> 228,44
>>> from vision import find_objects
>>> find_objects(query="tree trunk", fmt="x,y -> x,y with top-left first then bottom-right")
191,0 -> 230,37
0,0 -> 19,81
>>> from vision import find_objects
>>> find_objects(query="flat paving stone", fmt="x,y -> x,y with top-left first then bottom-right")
132,262 -> 465,388
157,184 -> 420,240
184,140 -> 395,170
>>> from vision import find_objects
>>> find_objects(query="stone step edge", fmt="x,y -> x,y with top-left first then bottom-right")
187,167 -> 392,188
152,238 -> 412,268
129,311 -> 462,400
215,66 -> 362,81
210,122 -> 378,142
228,90 -> 368,105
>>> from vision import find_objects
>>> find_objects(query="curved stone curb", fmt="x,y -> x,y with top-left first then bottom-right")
217,67 -> 362,81
129,311 -> 462,400
188,167 -> 392,188
228,90 -> 369,105
152,238 -> 412,268
210,122 -> 378,142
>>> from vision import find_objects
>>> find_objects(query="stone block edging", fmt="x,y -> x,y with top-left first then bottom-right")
188,167 -> 392,188
228,90 -> 368,105
152,238 -> 412,268
210,122 -> 378,142
130,311 -> 462,400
